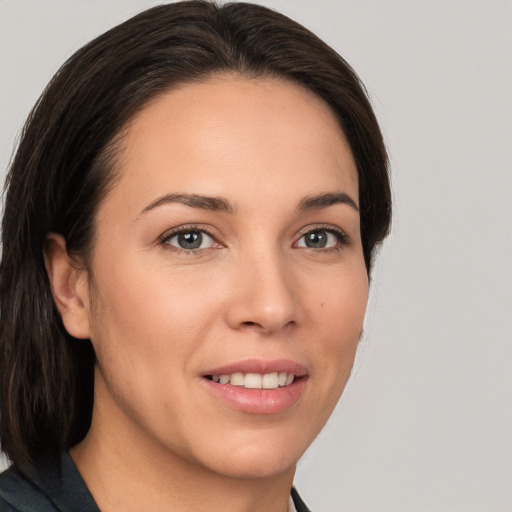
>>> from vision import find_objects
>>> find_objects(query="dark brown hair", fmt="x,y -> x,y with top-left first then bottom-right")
0,0 -> 391,474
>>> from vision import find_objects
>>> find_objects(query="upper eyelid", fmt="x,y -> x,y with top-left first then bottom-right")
158,224 -> 221,243
295,224 -> 348,238
293,224 -> 349,247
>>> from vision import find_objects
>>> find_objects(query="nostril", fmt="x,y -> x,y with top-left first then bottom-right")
238,319 -> 295,334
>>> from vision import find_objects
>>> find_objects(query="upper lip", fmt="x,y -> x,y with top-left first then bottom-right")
202,358 -> 309,377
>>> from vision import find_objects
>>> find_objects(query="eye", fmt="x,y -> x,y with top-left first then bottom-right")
163,229 -> 216,251
296,229 -> 345,249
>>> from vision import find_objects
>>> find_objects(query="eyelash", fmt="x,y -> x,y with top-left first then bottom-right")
158,224 -> 221,255
294,224 -> 349,253
158,224 -> 349,255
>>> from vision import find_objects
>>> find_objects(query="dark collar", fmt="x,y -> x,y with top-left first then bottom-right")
0,453 -> 100,512
1,454 -> 312,512
291,486 -> 313,512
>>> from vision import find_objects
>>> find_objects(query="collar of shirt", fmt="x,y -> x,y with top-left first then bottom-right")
289,493 -> 298,512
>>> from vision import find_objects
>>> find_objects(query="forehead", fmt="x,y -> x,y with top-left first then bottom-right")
108,76 -> 358,212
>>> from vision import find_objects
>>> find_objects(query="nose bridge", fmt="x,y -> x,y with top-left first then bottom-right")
226,243 -> 298,333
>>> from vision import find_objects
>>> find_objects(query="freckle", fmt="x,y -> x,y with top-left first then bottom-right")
320,303 -> 324,307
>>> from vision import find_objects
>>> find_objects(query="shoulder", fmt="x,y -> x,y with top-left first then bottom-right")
0,453 -> 99,512
0,496 -> 18,512
0,466 -> 57,512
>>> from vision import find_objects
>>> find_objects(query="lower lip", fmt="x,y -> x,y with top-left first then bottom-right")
202,377 -> 308,414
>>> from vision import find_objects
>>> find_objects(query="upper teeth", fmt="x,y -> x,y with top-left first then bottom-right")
211,372 -> 294,389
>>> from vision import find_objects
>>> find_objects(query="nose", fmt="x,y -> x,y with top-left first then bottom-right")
224,251 -> 299,335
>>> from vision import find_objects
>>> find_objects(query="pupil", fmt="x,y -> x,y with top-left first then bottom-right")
178,232 -> 202,249
306,231 -> 327,248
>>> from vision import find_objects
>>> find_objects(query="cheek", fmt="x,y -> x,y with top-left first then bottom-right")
86,258 -> 221,435
87,254 -> 233,420
311,259 -> 368,336
91,253 -> 220,338
308,264 -> 368,387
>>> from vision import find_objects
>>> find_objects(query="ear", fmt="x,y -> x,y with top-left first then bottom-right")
43,233 -> 91,339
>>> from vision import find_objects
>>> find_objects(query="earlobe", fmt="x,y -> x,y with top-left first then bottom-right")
43,233 -> 91,339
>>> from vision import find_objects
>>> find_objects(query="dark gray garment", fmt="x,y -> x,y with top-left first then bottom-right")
0,453 -> 311,512
0,453 -> 99,511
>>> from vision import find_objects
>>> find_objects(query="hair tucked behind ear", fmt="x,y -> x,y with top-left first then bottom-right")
1,0 -> 391,474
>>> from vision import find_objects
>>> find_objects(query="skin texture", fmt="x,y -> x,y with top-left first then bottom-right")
45,76 -> 369,512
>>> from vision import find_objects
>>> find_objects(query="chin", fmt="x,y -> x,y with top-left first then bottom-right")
209,449 -> 299,480
190,429 -> 310,480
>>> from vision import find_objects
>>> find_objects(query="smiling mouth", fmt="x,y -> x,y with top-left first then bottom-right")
202,362 -> 308,413
205,372 -> 297,389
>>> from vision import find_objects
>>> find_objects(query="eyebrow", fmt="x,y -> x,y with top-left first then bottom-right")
139,193 -> 237,216
297,192 -> 359,212
138,190 -> 358,218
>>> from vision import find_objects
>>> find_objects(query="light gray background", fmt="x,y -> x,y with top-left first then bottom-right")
1,1 -> 511,511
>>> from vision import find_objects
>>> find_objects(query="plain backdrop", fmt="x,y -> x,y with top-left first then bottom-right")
1,1 -> 511,511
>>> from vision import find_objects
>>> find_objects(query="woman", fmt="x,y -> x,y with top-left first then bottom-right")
0,2 -> 391,511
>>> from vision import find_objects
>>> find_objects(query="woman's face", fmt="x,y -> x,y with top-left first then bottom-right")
80,76 -> 368,479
